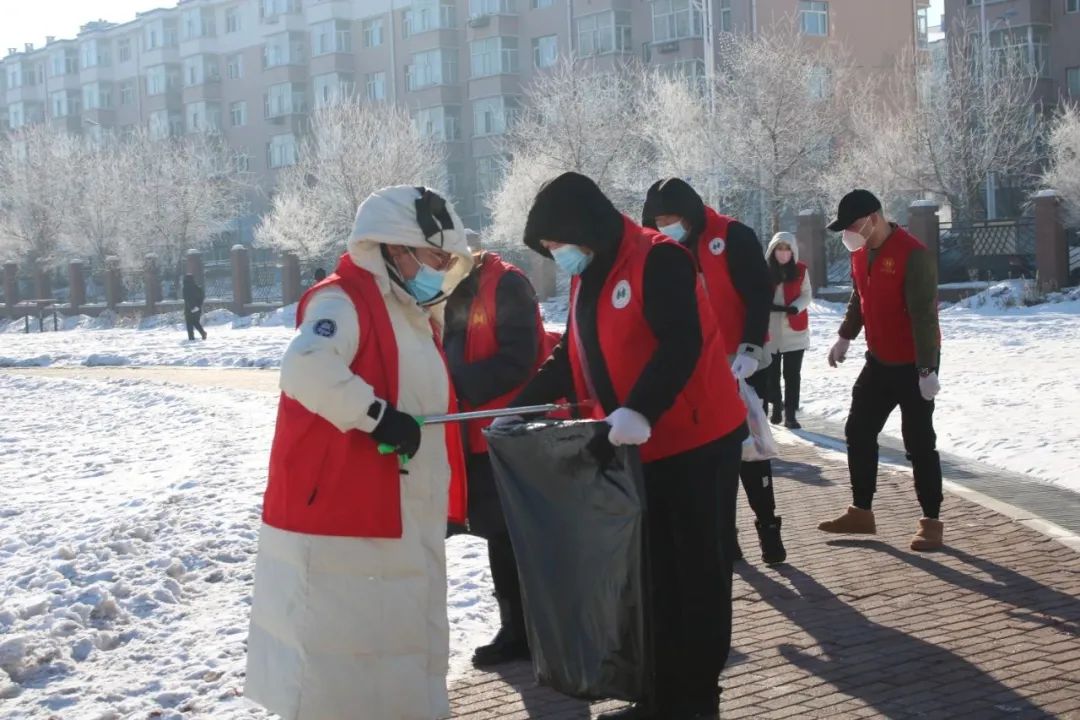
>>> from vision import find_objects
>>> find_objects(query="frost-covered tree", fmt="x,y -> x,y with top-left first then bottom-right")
63,136 -> 134,266
487,58 -> 650,246
709,25 -> 856,234
1043,105 -> 1080,226
256,100 -> 446,264
0,125 -> 79,268
122,129 -> 249,277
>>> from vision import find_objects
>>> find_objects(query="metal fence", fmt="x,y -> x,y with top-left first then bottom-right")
204,265 -> 234,302
1068,228 -> 1080,285
938,220 -> 1035,283
85,261 -> 108,304
825,235 -> 849,285
252,262 -> 282,304
121,271 -> 146,304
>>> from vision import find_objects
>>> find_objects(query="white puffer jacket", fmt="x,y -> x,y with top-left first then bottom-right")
764,232 -> 813,355
245,186 -> 473,720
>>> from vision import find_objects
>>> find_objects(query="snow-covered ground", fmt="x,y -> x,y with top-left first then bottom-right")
0,372 -> 496,719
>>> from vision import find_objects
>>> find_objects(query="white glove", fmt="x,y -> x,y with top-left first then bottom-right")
490,415 -> 524,429
730,354 -> 759,380
918,372 -> 940,402
191,306 -> 201,314
606,408 -> 652,446
828,337 -> 851,368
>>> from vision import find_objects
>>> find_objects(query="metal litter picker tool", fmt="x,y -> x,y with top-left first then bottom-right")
376,403 -> 580,459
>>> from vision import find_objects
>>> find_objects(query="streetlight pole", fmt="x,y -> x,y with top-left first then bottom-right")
980,0 -> 997,220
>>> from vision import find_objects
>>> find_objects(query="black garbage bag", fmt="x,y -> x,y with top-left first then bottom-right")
484,419 -> 650,702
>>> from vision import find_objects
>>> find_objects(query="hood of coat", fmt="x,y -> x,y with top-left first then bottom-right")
522,172 -> 625,263
641,178 -> 707,246
766,231 -> 799,263
346,185 -> 474,307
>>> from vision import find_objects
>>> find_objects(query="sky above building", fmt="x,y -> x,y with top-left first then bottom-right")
1,1 -> 162,54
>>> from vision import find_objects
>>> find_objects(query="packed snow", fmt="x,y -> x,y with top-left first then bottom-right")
0,372 -> 497,719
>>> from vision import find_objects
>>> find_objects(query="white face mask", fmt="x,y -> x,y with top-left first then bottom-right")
842,218 -> 871,252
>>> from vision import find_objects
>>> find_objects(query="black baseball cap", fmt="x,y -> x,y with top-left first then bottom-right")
828,189 -> 883,232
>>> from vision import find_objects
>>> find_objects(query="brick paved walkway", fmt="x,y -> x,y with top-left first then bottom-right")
449,436 -> 1080,719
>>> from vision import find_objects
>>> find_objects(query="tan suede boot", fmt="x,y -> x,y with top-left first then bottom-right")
818,506 -> 877,534
910,518 -> 944,552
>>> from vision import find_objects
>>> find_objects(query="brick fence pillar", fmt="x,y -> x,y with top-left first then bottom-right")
908,200 -> 941,272
33,263 -> 52,300
144,253 -> 161,314
69,260 -> 86,310
1032,190 -> 1068,293
3,262 -> 18,310
797,210 -> 827,291
105,257 -> 122,309
185,249 -> 205,289
282,252 -> 302,305
231,245 -> 252,314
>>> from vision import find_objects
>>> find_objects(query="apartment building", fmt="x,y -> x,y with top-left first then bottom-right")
945,0 -> 1080,106
1,0 -> 929,231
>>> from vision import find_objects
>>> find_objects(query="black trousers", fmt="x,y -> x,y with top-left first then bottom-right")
740,367 -> 776,521
645,430 -> 742,717
185,310 -> 206,341
768,349 -> 805,418
845,356 -> 943,518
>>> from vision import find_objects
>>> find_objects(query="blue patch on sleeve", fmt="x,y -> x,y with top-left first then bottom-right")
313,319 -> 337,338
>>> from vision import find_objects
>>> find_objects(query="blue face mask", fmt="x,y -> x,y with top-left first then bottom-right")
405,262 -> 447,303
551,245 -> 593,275
659,221 -> 686,242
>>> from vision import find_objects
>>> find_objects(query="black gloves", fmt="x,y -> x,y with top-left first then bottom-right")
771,304 -> 799,315
371,404 -> 422,460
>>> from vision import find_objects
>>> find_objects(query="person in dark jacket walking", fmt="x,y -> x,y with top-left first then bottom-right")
504,172 -> 747,720
642,179 -> 785,566
182,274 -> 207,341
819,190 -> 944,552
444,246 -> 546,667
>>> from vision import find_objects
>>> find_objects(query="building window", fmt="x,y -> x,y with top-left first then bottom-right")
807,65 -> 830,99
532,0 -> 553,8
1069,0 -> 1079,12
118,38 -> 132,62
414,105 -> 461,141
81,40 -> 111,69
231,101 -> 247,126
265,82 -> 307,117
366,71 -> 387,101
1068,68 -> 1080,96
403,0 -> 456,35
799,1 -> 828,37
313,20 -> 353,56
533,35 -> 558,68
264,32 -> 306,68
314,73 -> 354,107
235,153 -> 251,173
184,56 -> 219,86
263,0 -> 301,17
990,25 -> 1051,78
226,7 -> 242,33
183,8 -> 216,40
475,155 -> 502,204
363,18 -> 385,47
652,0 -> 702,43
268,133 -> 298,168
470,37 -> 519,78
226,54 -> 244,79
576,11 -> 632,56
83,83 -> 112,110
473,96 -> 517,136
407,49 -> 457,90
719,0 -> 732,32
120,81 -> 134,105
51,91 -> 68,118
470,0 -> 515,17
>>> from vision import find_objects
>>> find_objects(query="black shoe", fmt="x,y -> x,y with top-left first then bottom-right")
598,704 -> 658,720
756,517 -> 787,565
784,415 -> 801,430
770,407 -> 783,425
730,535 -> 744,563
471,597 -> 529,668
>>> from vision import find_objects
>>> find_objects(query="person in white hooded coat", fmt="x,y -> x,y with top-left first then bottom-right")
244,186 -> 473,720
764,232 -> 812,429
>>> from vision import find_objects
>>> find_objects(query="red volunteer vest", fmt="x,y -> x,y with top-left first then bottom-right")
262,253 -> 467,538
568,217 -> 747,464
693,207 -> 746,355
781,262 -> 810,333
850,227 -> 928,365
461,252 -> 547,454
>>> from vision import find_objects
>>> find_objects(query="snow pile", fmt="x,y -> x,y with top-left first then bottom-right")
946,280 -> 1080,312
0,373 -> 496,718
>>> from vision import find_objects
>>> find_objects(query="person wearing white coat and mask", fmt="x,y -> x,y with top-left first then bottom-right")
244,186 -> 474,720
764,232 -> 813,429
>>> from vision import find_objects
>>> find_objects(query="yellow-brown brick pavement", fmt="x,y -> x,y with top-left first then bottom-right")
449,437 -> 1080,719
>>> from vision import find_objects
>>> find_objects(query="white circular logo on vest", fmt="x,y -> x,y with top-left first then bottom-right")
611,280 -> 632,309
708,237 -> 726,256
